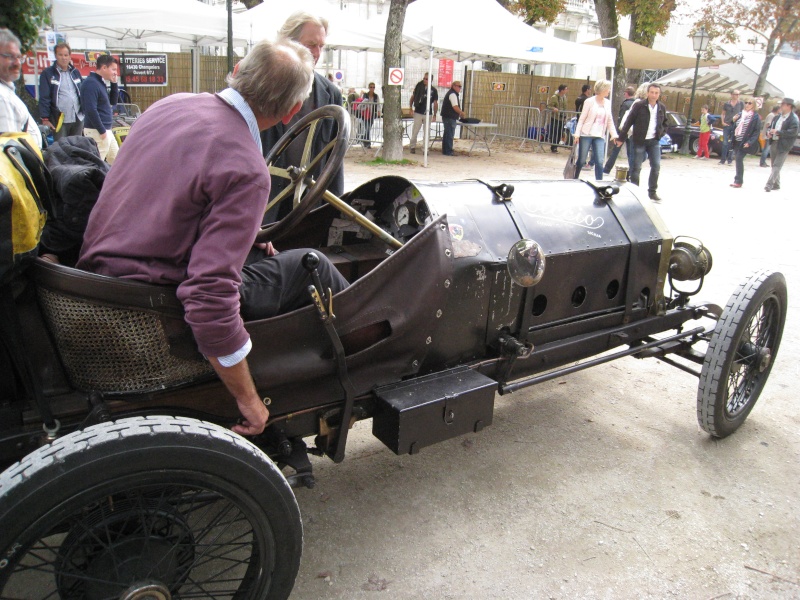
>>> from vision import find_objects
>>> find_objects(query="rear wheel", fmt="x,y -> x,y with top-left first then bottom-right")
0,416 -> 302,599
690,137 -> 700,154
697,270 -> 787,437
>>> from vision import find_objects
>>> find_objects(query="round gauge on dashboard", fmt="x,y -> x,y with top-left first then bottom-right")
415,200 -> 431,225
394,203 -> 415,227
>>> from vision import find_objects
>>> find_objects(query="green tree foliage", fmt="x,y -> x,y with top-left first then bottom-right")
696,0 -> 799,96
496,0 -> 566,26
0,0 -> 50,52
617,0 -> 676,48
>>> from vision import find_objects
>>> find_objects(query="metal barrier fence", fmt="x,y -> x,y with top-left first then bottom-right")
346,100 -> 384,152
489,104 -> 581,152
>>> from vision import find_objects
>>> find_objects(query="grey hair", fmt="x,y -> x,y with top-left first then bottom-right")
0,28 -> 22,48
635,83 -> 649,99
594,79 -> 612,94
227,39 -> 314,121
278,12 -> 329,41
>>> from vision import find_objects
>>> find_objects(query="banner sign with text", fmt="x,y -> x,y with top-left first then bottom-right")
121,54 -> 168,86
437,59 -> 454,89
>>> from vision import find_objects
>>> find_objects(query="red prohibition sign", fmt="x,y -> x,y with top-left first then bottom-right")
389,68 -> 403,84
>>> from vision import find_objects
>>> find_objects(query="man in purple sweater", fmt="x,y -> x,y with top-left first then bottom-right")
78,39 -> 348,436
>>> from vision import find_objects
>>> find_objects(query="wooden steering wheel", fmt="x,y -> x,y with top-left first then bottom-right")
256,105 -> 401,249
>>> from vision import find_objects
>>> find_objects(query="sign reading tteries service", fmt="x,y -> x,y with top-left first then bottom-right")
122,54 -> 168,87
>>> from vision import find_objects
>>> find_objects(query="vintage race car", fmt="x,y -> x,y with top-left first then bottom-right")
0,106 -> 787,599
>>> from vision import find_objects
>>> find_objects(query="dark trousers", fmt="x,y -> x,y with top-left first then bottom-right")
733,140 -> 750,185
720,124 -> 736,163
549,116 -> 563,150
630,138 -> 661,195
52,119 -> 84,141
442,118 -> 457,155
603,139 -> 632,174
239,248 -> 349,321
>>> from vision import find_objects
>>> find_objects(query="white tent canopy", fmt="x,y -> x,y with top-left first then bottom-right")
51,0 -> 250,48
654,62 -> 784,99
403,0 -> 616,67
239,0 -> 386,52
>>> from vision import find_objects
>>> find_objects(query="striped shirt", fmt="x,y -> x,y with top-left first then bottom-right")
735,111 -> 753,140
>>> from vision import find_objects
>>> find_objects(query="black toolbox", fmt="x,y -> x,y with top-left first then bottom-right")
372,367 -> 497,455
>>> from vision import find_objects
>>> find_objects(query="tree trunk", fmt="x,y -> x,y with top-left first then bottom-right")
381,0 -> 410,161
594,0 -> 626,117
754,29 -> 780,98
626,13 -> 656,85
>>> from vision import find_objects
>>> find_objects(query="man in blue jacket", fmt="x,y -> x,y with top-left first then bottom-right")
80,54 -> 119,164
39,42 -> 83,141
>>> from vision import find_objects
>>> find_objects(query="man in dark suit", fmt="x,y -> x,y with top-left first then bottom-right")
615,83 -> 669,202
765,97 -> 799,192
261,12 -> 343,221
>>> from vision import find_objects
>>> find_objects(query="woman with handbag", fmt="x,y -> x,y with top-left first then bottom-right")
572,80 -> 618,181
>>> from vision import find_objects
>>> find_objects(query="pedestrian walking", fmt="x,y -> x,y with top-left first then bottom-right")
694,105 -> 712,159
730,97 -> 761,188
603,85 -> 636,174
408,73 -> 438,154
760,105 -> 780,167
764,97 -> 799,192
616,83 -> 669,202
573,80 -> 617,181
548,84 -> 568,152
719,90 -> 743,165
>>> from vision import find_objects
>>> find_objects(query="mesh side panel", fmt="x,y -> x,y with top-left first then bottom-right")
38,288 -> 214,393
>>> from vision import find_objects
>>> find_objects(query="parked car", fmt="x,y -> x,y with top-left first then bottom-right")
0,106 -> 787,599
665,110 -> 724,156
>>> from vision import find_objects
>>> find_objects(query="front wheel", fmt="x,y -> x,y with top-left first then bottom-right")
690,137 -> 700,154
0,416 -> 302,599
697,270 -> 787,437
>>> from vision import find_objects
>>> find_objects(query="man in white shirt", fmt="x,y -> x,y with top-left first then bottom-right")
0,29 -> 41,148
440,81 -> 467,156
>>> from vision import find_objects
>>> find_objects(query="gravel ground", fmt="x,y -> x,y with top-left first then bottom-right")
288,139 -> 800,599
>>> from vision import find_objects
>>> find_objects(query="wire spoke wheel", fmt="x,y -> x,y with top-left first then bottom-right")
697,270 -> 787,437
0,417 -> 302,600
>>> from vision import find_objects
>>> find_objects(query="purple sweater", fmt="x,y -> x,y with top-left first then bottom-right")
78,93 -> 270,357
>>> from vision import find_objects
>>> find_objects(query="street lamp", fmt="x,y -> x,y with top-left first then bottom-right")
681,27 -> 710,154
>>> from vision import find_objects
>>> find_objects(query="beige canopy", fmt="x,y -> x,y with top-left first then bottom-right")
585,37 -> 729,70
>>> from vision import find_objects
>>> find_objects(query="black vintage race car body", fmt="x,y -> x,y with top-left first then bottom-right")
0,107 -> 787,599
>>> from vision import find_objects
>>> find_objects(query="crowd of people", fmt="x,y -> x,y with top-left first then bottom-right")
539,79 -> 798,201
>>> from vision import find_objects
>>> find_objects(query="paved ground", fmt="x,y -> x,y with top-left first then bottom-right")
288,141 -> 800,599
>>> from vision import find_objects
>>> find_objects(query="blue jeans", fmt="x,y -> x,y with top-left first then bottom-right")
630,138 -> 661,195
720,124 -> 736,163
760,139 -> 771,166
603,139 -> 632,174
443,118 -> 457,155
574,136 -> 605,180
